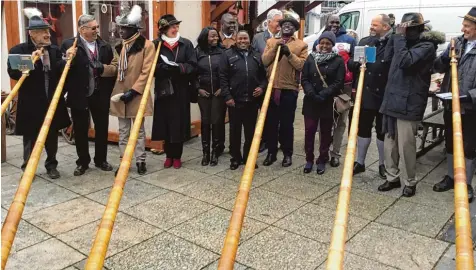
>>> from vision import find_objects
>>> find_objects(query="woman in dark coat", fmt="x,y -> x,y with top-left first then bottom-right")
194,27 -> 226,166
301,31 -> 345,175
152,14 -> 197,169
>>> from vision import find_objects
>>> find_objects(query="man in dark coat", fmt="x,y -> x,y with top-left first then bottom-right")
378,13 -> 445,197
7,8 -> 72,179
350,14 -> 393,179
61,14 -> 118,176
220,30 -> 267,170
432,7 -> 476,202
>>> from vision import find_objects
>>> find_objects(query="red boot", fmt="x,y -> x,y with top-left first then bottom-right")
173,159 -> 182,169
164,158 -> 173,168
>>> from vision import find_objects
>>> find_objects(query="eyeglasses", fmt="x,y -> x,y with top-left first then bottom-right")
82,25 -> 99,31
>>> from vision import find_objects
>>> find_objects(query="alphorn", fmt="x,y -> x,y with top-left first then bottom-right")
326,60 -> 366,270
1,49 -> 43,116
84,42 -> 162,270
1,38 -> 77,270
450,38 -> 474,270
218,46 -> 281,270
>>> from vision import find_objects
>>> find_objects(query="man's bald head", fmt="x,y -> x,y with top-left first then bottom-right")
221,13 -> 237,35
327,15 -> 341,34
369,14 -> 392,37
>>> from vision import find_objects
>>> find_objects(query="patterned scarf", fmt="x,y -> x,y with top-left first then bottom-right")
310,51 -> 338,64
118,32 -> 141,81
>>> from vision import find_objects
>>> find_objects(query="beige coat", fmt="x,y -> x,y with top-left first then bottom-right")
110,35 -> 155,118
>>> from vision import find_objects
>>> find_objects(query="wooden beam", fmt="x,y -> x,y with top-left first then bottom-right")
152,0 -> 175,39
305,1 -> 324,13
5,1 -> 20,89
211,1 -> 236,23
202,0 -> 211,28
253,0 -> 291,29
166,1 -> 174,15
75,0 -> 83,24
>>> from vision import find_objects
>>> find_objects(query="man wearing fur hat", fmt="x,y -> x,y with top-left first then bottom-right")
61,14 -> 118,176
432,7 -> 476,202
110,5 -> 155,175
7,8 -> 74,179
261,16 -> 308,168
378,13 -> 445,197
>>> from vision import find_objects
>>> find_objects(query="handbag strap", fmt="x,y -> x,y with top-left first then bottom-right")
314,61 -> 329,88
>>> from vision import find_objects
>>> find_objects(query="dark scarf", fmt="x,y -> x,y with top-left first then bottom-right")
31,39 -> 51,97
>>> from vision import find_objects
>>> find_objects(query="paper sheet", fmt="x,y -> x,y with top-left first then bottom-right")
160,55 -> 179,66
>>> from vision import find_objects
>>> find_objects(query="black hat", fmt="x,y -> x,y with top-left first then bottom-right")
116,5 -> 143,29
279,17 -> 300,31
460,7 -> 476,23
158,14 -> 182,30
400,12 -> 430,27
24,7 -> 50,30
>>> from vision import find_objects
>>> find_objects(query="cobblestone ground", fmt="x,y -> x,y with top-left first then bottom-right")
2,98 -> 475,270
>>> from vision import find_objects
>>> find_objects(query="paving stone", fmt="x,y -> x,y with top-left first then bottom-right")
24,197 -> 104,235
201,260 -> 249,270
61,267 -> 78,270
183,137 -> 203,151
104,232 -> 218,270
123,192 -> 214,230
259,172 -> 337,202
4,219 -> 50,253
236,226 -> 327,270
6,238 -> 85,270
176,175 -> 239,205
73,258 -> 107,269
126,156 -> 168,178
7,152 -> 76,172
351,170 -> 403,198
291,164 -> 345,185
179,147 -> 203,162
50,168 -> 117,195
434,244 -> 476,270
313,186 -> 397,220
439,200 -> 476,244
347,222 -> 449,270
317,252 -> 399,270
422,160 -> 449,185
57,212 -> 162,257
170,207 -> 268,253
6,135 -> 22,146
2,178 -> 79,215
36,160 -> 80,180
183,155 -> 231,175
417,146 -> 446,167
221,188 -> 306,224
1,162 -> 22,177
136,167 -> 209,191
86,179 -> 168,210
401,182 -> 455,212
376,200 -> 453,238
275,203 -> 370,243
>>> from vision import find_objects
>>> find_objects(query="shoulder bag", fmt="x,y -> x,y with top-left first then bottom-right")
314,61 -> 351,114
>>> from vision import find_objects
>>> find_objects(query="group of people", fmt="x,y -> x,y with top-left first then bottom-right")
7,5 -> 476,200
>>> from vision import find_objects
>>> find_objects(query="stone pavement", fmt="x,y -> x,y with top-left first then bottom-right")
1,100 -> 475,270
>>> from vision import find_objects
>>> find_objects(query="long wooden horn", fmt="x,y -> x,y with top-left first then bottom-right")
1,38 -> 77,269
84,41 -> 162,270
450,38 -> 474,270
218,46 -> 281,270
326,60 -> 366,269
1,48 -> 43,116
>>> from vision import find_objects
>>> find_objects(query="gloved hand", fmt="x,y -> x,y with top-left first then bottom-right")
120,89 -> 140,104
90,59 -> 104,75
280,44 -> 291,57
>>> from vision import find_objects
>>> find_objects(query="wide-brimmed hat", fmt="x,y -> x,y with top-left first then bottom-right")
279,17 -> 300,31
158,14 -> 182,30
24,7 -> 50,30
400,13 -> 430,27
116,5 -> 143,29
460,7 -> 476,23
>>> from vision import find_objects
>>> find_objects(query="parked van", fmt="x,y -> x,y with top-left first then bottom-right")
304,0 -> 475,53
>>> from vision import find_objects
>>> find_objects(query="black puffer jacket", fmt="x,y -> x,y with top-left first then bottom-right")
219,47 -> 267,103
194,46 -> 223,95
302,54 -> 345,119
349,33 -> 392,110
380,30 -> 445,121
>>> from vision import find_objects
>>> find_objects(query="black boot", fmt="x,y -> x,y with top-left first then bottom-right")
210,150 -> 218,166
137,162 -> 147,175
263,153 -> 277,166
202,150 -> 210,166
201,123 -> 211,166
378,179 -> 401,192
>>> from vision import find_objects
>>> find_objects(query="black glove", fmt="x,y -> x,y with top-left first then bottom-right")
120,89 -> 140,104
280,44 -> 291,57
90,60 -> 104,75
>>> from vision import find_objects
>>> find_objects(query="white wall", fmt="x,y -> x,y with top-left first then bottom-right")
1,8 -> 12,92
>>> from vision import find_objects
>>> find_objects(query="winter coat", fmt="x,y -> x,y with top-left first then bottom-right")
109,35 -> 155,118
219,47 -> 268,103
61,36 -> 117,110
219,32 -> 236,49
349,34 -> 392,110
262,36 -> 308,90
301,54 -> 345,119
151,37 -> 197,143
380,30 -> 445,121
335,27 -> 357,56
433,35 -> 476,112
252,30 -> 273,54
194,46 -> 224,95
7,39 -> 70,135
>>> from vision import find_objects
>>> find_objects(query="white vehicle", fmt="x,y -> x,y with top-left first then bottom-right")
304,0 -> 475,53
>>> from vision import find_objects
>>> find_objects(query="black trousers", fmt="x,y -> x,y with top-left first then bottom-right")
198,96 -> 226,153
164,141 -> 184,159
229,102 -> 258,163
70,92 -> 109,167
358,109 -> 384,141
22,130 -> 58,170
444,110 -> 476,159
266,90 -> 298,157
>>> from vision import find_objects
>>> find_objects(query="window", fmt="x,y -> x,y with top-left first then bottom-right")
339,11 -> 360,31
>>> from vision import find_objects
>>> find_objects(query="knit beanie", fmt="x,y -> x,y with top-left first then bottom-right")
318,31 -> 336,46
